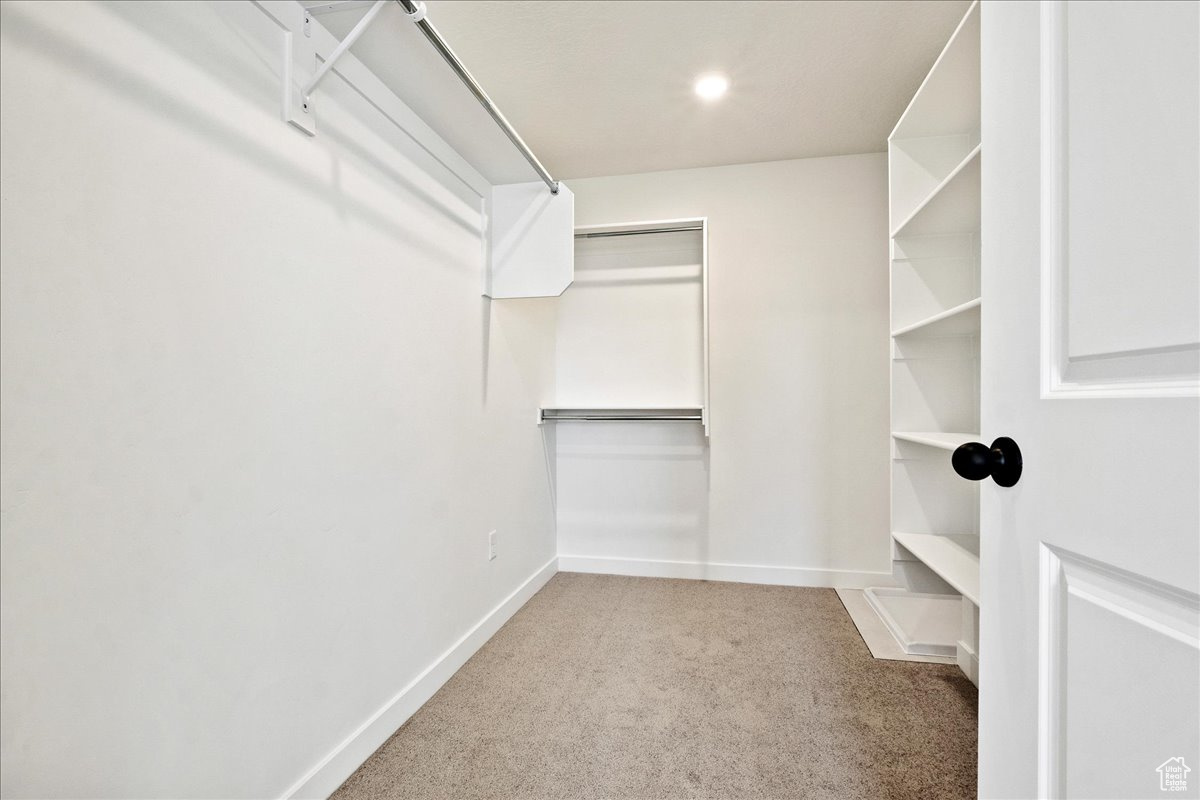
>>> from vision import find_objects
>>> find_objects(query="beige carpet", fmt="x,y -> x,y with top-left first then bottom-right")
333,573 -> 977,800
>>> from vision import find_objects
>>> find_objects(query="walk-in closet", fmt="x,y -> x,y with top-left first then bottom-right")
2,2 -> 1196,799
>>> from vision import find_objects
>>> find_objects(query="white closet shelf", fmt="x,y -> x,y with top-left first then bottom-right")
538,407 -> 703,423
892,532 -> 980,606
892,431 -> 978,451
891,145 -> 981,239
890,254 -> 976,265
891,297 -> 981,338
270,2 -> 574,299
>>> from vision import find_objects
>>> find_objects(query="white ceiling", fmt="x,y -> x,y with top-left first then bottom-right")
319,0 -> 971,181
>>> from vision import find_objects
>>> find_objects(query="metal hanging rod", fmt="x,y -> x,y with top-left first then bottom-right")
394,0 -> 560,194
538,408 -> 704,423
546,415 -> 702,421
574,225 -> 704,239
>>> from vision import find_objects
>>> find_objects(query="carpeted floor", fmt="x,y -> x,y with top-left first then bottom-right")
332,573 -> 978,800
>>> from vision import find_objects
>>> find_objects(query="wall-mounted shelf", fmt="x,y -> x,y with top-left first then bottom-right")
891,297 -> 981,338
892,532 -> 980,605
892,431 -> 978,451
265,1 -> 574,299
538,407 -> 703,423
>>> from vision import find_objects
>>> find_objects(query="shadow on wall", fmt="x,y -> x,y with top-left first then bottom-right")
555,421 -> 712,567
2,2 -> 482,272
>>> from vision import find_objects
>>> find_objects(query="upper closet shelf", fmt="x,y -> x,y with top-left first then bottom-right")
265,1 -> 574,299
890,145 -> 981,239
889,1 -> 981,142
291,0 -> 556,190
892,297 -> 981,338
892,532 -> 980,606
892,431 -> 978,451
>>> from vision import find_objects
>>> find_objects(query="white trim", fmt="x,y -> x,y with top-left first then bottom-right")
280,551 -> 902,798
863,587 -> 961,658
836,588 -> 957,665
701,218 -> 710,437
1038,543 -> 1062,800
1039,0 -> 1066,400
281,556 -> 558,800
956,639 -> 979,686
558,555 -> 894,589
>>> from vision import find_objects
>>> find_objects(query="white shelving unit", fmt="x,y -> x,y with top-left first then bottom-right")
879,1 -> 982,686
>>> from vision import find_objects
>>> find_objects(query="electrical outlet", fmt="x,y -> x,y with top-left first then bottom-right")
488,530 -> 497,561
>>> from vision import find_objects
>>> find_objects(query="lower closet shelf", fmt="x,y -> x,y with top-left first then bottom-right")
863,587 -> 962,659
892,532 -> 980,606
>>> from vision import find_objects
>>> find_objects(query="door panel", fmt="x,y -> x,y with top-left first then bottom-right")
1044,548 -> 1200,800
980,2 -> 1200,798
1061,2 -> 1200,361
1043,0 -> 1200,393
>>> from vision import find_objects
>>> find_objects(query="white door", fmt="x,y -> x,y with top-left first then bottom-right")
978,2 -> 1199,799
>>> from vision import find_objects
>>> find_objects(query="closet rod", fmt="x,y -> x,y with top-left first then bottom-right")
545,415 -> 702,421
574,225 -> 704,239
395,0 -> 559,195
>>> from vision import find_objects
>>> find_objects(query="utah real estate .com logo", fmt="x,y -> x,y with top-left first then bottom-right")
1157,757 -> 1190,793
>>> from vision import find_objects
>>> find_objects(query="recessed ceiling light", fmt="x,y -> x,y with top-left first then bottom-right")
694,74 -> 729,102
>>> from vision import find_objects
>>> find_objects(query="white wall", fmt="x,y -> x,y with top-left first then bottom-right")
558,155 -> 892,585
556,230 -> 705,407
0,2 -> 556,797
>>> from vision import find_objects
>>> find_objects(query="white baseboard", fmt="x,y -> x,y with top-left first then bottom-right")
281,556 -> 559,800
956,639 -> 980,687
862,586 -> 960,658
557,554 -> 894,589
835,588 -> 956,664
282,554 -> 888,798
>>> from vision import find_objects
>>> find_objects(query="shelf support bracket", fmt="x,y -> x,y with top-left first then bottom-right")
285,0 -> 388,135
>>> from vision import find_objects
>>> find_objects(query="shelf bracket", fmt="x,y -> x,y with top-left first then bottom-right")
285,0 -> 388,136
303,1 -> 379,15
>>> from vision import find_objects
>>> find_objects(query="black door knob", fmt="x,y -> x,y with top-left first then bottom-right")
952,437 -> 1023,487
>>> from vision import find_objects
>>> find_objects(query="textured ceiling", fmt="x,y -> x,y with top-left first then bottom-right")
417,0 -> 972,179
316,0 -> 972,181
